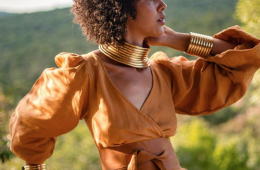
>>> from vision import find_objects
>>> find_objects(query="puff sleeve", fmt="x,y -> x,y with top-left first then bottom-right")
9,52 -> 89,164
153,26 -> 260,116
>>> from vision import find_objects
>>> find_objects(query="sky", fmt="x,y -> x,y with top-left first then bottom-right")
0,0 -> 73,13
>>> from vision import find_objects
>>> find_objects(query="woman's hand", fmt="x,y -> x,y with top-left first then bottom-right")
145,26 -> 190,52
145,26 -> 176,47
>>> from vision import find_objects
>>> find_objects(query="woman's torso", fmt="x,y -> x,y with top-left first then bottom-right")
81,51 -> 180,169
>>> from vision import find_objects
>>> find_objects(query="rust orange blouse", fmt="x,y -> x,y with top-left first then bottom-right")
10,26 -> 260,169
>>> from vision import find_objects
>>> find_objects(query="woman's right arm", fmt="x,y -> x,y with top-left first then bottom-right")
9,53 -> 89,164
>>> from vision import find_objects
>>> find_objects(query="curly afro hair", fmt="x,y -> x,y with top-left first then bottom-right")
71,0 -> 139,46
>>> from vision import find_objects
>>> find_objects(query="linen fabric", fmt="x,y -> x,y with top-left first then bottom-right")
9,26 -> 260,169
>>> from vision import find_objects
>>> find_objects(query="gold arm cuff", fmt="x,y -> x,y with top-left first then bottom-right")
22,164 -> 47,170
185,32 -> 214,59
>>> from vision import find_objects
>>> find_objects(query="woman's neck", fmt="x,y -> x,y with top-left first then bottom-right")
125,32 -> 146,47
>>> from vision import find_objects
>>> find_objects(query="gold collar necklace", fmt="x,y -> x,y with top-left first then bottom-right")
99,41 -> 151,68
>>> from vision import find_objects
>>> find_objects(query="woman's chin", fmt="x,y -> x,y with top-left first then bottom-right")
152,29 -> 164,37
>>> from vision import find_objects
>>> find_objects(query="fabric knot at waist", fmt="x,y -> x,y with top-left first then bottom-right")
98,138 -> 186,170
127,149 -> 170,170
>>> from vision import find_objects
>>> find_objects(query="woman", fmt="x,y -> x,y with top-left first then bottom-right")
10,0 -> 260,169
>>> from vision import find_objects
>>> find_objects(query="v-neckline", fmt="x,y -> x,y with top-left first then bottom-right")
92,52 -> 155,113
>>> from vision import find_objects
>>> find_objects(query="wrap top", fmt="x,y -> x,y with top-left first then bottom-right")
9,26 -> 260,169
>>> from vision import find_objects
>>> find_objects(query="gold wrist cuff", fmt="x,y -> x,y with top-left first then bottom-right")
185,32 -> 213,58
22,164 -> 46,170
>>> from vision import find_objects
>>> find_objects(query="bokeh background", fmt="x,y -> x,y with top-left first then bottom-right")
0,0 -> 260,169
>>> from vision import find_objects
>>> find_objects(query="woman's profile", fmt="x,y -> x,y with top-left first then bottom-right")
9,0 -> 260,169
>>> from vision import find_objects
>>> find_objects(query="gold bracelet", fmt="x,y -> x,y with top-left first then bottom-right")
22,164 -> 47,170
185,32 -> 213,58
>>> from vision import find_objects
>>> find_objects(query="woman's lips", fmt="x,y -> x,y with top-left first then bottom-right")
158,15 -> 166,25
158,18 -> 166,25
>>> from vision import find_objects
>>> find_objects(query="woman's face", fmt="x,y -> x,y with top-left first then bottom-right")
126,0 -> 167,39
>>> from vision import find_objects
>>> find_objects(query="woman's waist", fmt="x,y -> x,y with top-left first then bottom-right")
98,137 -> 183,170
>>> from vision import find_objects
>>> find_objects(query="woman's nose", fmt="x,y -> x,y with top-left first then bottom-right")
159,0 -> 167,12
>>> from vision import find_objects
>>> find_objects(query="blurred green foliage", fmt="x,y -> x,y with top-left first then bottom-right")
213,139 -> 249,170
0,9 -> 97,105
46,121 -> 101,170
172,117 -> 260,170
0,92 -> 13,163
236,0 -> 260,38
202,106 -> 240,125
172,119 -> 216,170
236,0 -> 260,107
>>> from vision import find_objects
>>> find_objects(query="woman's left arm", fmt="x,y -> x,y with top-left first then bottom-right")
146,25 -> 241,55
147,25 -> 260,115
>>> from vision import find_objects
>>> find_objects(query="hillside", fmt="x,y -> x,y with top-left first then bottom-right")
0,12 -> 14,18
0,0 -> 239,103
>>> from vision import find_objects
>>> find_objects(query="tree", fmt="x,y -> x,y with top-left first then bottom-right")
213,138 -> 249,170
172,119 -> 216,170
236,0 -> 260,106
172,118 -> 250,170
0,91 -> 13,163
236,0 -> 260,38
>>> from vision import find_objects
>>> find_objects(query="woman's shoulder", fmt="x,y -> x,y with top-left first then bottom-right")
150,51 -> 193,67
55,51 -> 101,69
